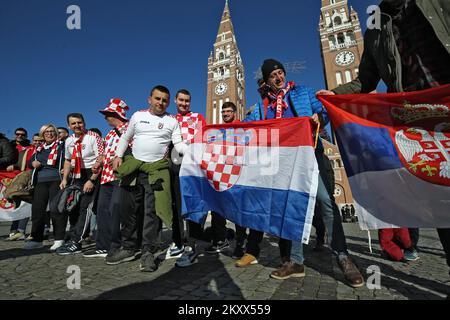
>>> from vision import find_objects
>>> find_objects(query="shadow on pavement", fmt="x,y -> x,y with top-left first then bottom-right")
94,252 -> 244,300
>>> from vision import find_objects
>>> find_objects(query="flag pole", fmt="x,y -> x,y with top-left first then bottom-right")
314,122 -> 321,149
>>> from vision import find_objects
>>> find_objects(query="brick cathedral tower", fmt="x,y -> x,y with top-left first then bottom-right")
319,0 -> 364,90
205,0 -> 246,124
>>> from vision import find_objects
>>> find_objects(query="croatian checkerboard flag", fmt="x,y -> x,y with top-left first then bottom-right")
180,117 -> 319,242
0,171 -> 32,221
318,84 -> 450,230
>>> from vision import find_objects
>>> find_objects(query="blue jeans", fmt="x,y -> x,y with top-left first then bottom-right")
10,218 -> 29,233
291,152 -> 348,265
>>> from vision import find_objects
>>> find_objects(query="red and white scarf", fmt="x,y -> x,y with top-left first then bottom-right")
101,123 -> 128,184
268,81 -> 295,119
36,140 -> 61,166
71,133 -> 85,179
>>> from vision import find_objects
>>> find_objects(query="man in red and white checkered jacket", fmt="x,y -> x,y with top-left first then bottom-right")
82,98 -> 130,258
170,89 -> 208,266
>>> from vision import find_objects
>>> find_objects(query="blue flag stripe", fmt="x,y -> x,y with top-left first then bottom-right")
335,123 -> 403,177
180,176 -> 312,241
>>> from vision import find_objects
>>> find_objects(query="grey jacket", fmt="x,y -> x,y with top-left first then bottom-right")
333,0 -> 450,94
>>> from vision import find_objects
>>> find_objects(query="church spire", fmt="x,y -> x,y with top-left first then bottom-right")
217,0 -> 234,36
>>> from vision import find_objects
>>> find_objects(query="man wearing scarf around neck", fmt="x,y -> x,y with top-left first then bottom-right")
241,59 -> 364,288
55,113 -> 104,255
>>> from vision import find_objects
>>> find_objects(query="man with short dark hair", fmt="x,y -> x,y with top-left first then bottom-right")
55,113 -> 104,254
168,89 -> 207,265
108,86 -> 186,272
206,101 -> 249,259
57,127 -> 69,141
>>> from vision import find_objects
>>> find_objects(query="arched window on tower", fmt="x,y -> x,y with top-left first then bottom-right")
345,70 -> 352,83
219,52 -> 225,60
337,33 -> 345,44
328,35 -> 336,48
334,16 -> 342,26
336,72 -> 343,85
348,30 -> 356,43
220,67 -> 224,76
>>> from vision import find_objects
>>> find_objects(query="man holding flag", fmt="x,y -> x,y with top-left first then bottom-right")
317,0 -> 450,273
242,59 -> 364,287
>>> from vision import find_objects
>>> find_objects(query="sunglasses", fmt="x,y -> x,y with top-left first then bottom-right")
15,133 -> 26,137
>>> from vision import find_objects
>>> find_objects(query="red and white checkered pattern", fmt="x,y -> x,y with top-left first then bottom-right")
35,140 -> 61,166
99,98 -> 129,121
200,142 -> 244,191
100,123 -> 128,185
175,112 -> 206,144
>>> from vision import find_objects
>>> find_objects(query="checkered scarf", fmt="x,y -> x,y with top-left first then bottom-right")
36,140 -> 61,166
101,123 -> 128,184
268,81 -> 295,119
70,132 -> 86,179
175,112 -> 205,144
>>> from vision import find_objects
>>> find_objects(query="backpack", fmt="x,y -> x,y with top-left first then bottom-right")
3,170 -> 34,204
50,183 -> 82,214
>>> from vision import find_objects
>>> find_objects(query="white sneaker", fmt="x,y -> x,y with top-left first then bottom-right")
23,241 -> 44,250
50,240 -> 65,251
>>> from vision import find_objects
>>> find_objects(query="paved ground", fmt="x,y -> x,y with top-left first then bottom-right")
0,221 -> 449,300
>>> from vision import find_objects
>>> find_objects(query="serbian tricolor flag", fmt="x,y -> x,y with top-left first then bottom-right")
180,117 -> 319,242
0,171 -> 32,221
318,84 -> 450,230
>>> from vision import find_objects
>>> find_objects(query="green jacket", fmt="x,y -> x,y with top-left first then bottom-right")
115,156 -> 173,229
333,0 -> 450,94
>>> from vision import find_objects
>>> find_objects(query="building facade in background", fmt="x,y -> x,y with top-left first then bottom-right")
319,0 -> 363,208
205,0 -> 246,124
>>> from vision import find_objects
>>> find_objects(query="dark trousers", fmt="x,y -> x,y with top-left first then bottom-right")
170,162 -> 186,248
120,173 -> 160,253
31,181 -> 60,242
245,229 -> 289,258
437,228 -> 450,269
211,211 -> 227,244
408,228 -> 420,249
235,224 -> 247,246
246,229 -> 264,258
52,169 -> 98,242
95,181 -> 122,251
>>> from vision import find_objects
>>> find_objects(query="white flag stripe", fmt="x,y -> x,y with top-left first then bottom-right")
350,168 -> 450,230
181,145 -> 317,194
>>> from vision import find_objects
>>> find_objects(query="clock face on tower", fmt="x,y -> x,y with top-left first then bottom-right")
215,82 -> 228,95
335,51 -> 355,66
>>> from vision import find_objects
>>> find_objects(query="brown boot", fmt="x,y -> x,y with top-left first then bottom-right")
270,262 -> 305,280
338,256 -> 364,288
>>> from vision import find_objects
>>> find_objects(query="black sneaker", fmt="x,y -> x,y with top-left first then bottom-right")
56,241 -> 82,255
140,251 -> 157,272
105,249 -> 137,265
83,249 -> 108,258
232,245 -> 245,259
206,239 -> 230,254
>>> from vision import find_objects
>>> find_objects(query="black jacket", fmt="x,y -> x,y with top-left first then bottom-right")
0,135 -> 17,170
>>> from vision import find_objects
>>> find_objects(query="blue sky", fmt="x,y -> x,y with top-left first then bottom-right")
1,0 -> 380,138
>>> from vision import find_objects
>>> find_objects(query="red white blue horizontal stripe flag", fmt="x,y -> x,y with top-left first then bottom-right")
318,84 -> 450,230
180,117 -> 319,242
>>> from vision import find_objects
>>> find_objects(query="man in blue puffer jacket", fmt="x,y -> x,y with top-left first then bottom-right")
237,59 -> 364,288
